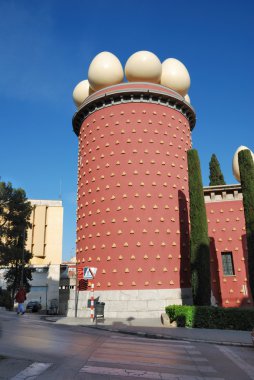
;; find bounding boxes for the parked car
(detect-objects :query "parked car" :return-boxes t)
[26,301,42,313]
[251,328,254,345]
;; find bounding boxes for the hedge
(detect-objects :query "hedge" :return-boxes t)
[165,305,254,331]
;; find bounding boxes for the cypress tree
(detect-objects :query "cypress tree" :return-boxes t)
[187,149,211,305]
[209,154,226,186]
[238,150,254,300]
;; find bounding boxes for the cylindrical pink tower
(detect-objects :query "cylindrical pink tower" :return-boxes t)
[73,83,196,317]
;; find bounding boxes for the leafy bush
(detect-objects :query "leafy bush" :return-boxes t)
[0,289,13,310]
[165,305,254,331]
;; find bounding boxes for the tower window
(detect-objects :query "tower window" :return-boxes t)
[221,252,235,276]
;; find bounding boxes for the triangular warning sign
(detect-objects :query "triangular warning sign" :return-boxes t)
[83,267,93,279]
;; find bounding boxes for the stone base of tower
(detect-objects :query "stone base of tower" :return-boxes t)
[67,288,193,319]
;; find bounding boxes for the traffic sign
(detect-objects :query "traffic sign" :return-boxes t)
[83,267,97,280]
[90,267,97,277]
[83,267,93,279]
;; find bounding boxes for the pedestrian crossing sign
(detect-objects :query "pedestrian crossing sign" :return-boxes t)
[83,267,97,279]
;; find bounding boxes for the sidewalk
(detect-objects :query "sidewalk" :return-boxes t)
[44,314,253,347]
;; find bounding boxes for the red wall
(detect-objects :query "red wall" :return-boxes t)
[206,200,252,307]
[76,98,192,291]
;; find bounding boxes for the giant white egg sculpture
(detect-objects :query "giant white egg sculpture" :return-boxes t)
[88,52,124,91]
[232,145,253,182]
[73,80,92,107]
[125,51,162,83]
[184,94,191,104]
[161,58,190,96]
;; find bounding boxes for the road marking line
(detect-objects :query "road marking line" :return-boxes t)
[108,342,194,349]
[191,357,209,362]
[10,362,52,379]
[88,356,216,373]
[101,343,195,355]
[110,335,192,345]
[94,348,207,362]
[104,339,195,350]
[80,365,224,379]
[188,350,201,354]
[217,346,254,380]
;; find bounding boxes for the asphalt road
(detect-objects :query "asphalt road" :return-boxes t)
[0,311,253,379]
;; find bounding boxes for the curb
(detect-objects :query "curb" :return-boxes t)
[88,324,253,348]
[43,316,253,348]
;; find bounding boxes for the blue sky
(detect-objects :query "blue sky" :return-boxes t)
[0,0,253,261]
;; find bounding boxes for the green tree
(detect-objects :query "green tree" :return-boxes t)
[187,149,211,305]
[0,182,33,304]
[209,154,226,186]
[238,150,254,300]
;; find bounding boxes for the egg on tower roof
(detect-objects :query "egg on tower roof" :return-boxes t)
[125,51,162,83]
[160,58,190,96]
[72,80,93,107]
[88,51,124,91]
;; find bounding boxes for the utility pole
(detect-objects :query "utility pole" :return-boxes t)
[75,259,78,318]
[20,228,25,287]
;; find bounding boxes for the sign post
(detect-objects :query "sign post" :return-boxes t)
[90,283,94,322]
[83,267,97,322]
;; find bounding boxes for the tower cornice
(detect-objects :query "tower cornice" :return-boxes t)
[72,82,196,136]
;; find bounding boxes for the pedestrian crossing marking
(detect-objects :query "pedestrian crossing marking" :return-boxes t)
[217,346,254,380]
[10,362,52,380]
[88,356,216,373]
[80,365,224,380]
[82,335,222,380]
